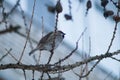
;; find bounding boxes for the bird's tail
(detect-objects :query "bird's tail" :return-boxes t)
[29,48,38,56]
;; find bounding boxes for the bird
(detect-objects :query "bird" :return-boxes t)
[29,30,65,56]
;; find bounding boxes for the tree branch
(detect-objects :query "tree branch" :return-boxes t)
[0,25,21,35]
[0,50,119,73]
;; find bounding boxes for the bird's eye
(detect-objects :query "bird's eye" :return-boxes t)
[62,34,64,37]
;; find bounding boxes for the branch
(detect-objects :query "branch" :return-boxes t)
[0,49,12,61]
[23,69,27,80]
[18,0,36,63]
[55,27,87,64]
[79,60,100,78]
[0,50,119,73]
[110,0,120,9]
[5,49,20,63]
[1,0,20,23]
[0,25,21,35]
[106,21,118,53]
[47,0,62,64]
[110,56,120,62]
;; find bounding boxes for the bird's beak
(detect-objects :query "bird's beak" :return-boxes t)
[63,32,65,35]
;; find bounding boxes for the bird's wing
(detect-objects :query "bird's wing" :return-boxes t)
[37,31,53,46]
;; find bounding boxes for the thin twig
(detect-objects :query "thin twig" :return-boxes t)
[104,71,112,80]
[85,8,120,79]
[47,52,54,64]
[106,9,119,62]
[0,48,12,61]
[19,4,34,50]
[58,59,62,79]
[68,0,72,16]
[72,64,88,78]
[33,55,38,64]
[107,5,119,53]
[37,52,41,65]
[110,56,120,62]
[79,60,101,78]
[23,69,27,80]
[8,0,20,15]
[55,27,87,64]
[85,63,89,80]
[68,0,73,20]
[37,16,44,64]
[110,0,120,9]
[47,72,52,79]
[0,25,21,35]
[89,37,91,55]
[41,16,44,36]
[18,0,36,64]
[47,5,59,64]
[5,48,20,63]
[53,50,120,73]
[15,30,38,44]
[32,70,35,80]
[18,4,28,27]
[106,21,118,53]
[29,38,34,50]
[0,49,119,72]
[40,72,44,80]
[72,61,89,79]
[80,64,88,77]
[5,0,20,20]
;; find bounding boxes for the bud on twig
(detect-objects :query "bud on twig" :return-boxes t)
[103,10,114,18]
[101,0,108,10]
[86,0,92,11]
[46,5,55,13]
[55,0,63,13]
[64,14,72,20]
[113,15,120,22]
[0,0,3,7]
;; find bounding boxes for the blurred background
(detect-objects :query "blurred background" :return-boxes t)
[0,0,120,80]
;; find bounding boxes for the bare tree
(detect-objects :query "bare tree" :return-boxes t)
[0,0,120,80]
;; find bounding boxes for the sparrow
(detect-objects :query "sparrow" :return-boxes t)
[29,30,65,56]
